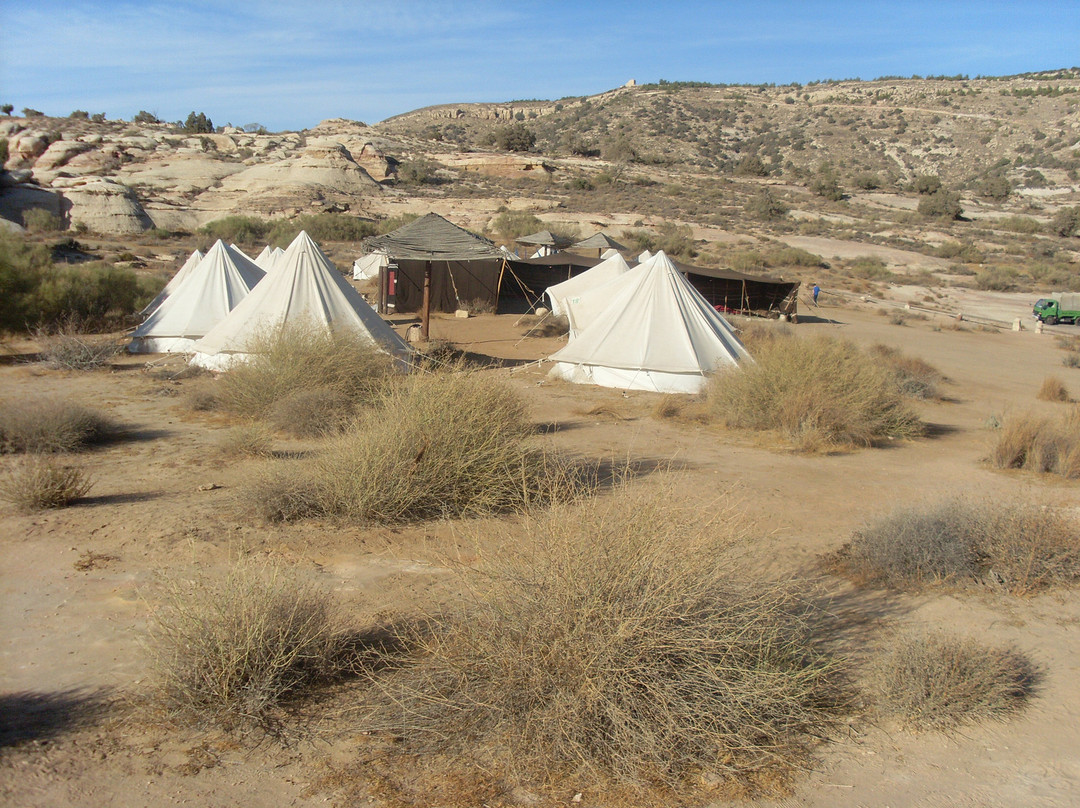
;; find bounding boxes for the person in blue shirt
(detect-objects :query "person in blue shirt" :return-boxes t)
[812,283,820,306]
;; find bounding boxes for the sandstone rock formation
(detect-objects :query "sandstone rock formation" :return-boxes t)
[51,177,154,234]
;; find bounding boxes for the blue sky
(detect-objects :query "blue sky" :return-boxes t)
[1,1,1077,131]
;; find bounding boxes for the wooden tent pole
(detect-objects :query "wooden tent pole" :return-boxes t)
[421,260,432,341]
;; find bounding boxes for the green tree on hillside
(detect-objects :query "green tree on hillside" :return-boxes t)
[183,111,214,134]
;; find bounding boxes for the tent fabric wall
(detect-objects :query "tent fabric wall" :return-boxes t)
[548,251,750,394]
[129,241,264,353]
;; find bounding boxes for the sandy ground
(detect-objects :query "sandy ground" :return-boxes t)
[2,301,1080,807]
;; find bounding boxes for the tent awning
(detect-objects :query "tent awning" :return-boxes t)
[363,212,503,261]
[571,232,628,252]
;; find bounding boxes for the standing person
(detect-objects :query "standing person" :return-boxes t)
[812,283,820,306]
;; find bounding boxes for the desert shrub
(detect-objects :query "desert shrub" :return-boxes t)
[707,335,923,451]
[867,631,1033,730]
[745,189,789,221]
[933,240,985,262]
[218,424,274,457]
[184,383,218,412]
[0,232,147,332]
[853,172,882,190]
[977,175,1012,201]
[0,397,117,453]
[38,331,120,370]
[1050,206,1080,237]
[266,213,377,246]
[144,558,349,730]
[359,488,849,793]
[990,409,1080,477]
[215,324,399,417]
[397,158,445,186]
[268,387,353,438]
[995,215,1042,234]
[253,370,591,523]
[489,210,543,241]
[1038,376,1070,402]
[974,265,1020,291]
[847,256,893,280]
[833,498,1080,594]
[912,174,943,195]
[869,344,943,399]
[491,123,535,152]
[808,167,843,200]
[199,216,271,245]
[918,190,963,220]
[23,208,62,233]
[376,213,420,235]
[0,457,92,511]
[620,222,697,260]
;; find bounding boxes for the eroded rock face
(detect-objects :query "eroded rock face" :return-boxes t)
[220,141,381,198]
[51,177,154,234]
[35,140,93,171]
[8,131,55,166]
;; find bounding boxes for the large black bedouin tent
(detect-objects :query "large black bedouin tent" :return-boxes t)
[671,259,800,317]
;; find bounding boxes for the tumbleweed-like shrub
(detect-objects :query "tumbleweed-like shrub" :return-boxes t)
[0,397,118,454]
[358,488,850,795]
[0,456,92,511]
[144,557,348,730]
[215,323,402,417]
[867,631,1034,730]
[706,334,923,451]
[253,370,593,523]
[832,498,1080,595]
[990,409,1080,478]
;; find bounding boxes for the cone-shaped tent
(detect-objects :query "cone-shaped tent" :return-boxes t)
[139,249,204,318]
[548,251,750,393]
[129,241,264,353]
[254,245,274,269]
[545,252,631,318]
[190,231,410,370]
[353,252,388,281]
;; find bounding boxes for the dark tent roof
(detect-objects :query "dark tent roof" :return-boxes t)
[515,230,574,249]
[571,232,628,252]
[669,258,788,285]
[514,253,603,271]
[364,212,502,261]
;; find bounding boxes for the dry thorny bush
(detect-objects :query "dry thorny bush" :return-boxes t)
[866,630,1035,731]
[990,408,1080,478]
[705,333,924,451]
[252,368,595,523]
[0,396,119,454]
[830,497,1080,595]
[143,556,353,733]
[0,456,93,511]
[353,485,851,800]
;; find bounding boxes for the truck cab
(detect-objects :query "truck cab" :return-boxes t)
[1034,295,1080,325]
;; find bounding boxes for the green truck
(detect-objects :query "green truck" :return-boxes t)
[1034,294,1080,325]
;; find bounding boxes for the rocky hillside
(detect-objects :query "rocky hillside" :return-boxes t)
[2,70,1080,239]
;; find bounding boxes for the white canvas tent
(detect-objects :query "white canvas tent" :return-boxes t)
[254,245,274,269]
[128,241,264,353]
[600,248,619,259]
[544,252,631,318]
[190,230,410,370]
[139,249,203,318]
[353,251,388,281]
[637,250,653,263]
[548,251,750,393]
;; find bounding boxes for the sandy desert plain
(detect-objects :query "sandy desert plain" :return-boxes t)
[1,291,1079,808]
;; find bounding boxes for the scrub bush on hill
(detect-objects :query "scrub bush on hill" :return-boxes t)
[356,488,850,797]
[199,216,272,245]
[706,334,924,451]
